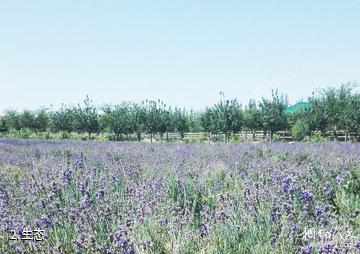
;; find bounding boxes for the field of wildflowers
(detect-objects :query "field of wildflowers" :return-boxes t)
[0,138,359,253]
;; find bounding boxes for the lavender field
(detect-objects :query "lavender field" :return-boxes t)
[0,139,359,254]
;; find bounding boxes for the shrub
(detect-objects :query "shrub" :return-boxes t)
[291,120,309,141]
[272,133,282,141]
[304,131,328,142]
[184,135,207,143]
[17,128,32,139]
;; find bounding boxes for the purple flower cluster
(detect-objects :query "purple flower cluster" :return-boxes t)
[0,139,359,253]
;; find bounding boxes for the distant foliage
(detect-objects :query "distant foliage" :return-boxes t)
[291,119,310,141]
[173,107,189,139]
[73,96,100,137]
[259,89,288,138]
[102,103,133,141]
[1,83,360,142]
[49,105,75,133]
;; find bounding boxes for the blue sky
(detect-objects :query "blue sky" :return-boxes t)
[1,1,359,112]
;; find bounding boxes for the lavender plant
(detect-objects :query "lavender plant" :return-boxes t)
[0,139,359,253]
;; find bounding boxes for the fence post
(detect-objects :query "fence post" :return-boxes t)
[345,131,348,142]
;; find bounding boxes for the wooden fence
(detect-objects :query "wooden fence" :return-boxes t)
[140,130,359,142]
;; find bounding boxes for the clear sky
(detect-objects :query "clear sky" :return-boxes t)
[1,1,359,112]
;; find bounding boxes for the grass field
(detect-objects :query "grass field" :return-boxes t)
[0,138,359,253]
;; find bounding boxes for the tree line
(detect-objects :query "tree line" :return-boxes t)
[1,84,360,141]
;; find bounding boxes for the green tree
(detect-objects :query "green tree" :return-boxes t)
[19,110,36,130]
[201,95,243,142]
[156,101,172,140]
[243,99,262,140]
[259,90,288,140]
[0,116,7,132]
[173,107,189,139]
[73,96,100,138]
[2,110,21,131]
[34,108,49,132]
[307,94,327,133]
[132,103,147,141]
[188,110,203,133]
[50,105,75,133]
[307,84,353,139]
[144,100,162,142]
[200,107,217,139]
[343,93,360,140]
[102,103,132,141]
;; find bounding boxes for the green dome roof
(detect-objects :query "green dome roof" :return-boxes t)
[285,102,309,113]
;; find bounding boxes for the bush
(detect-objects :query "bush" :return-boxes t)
[271,133,282,141]
[184,135,207,143]
[291,120,309,141]
[17,128,32,139]
[100,133,116,141]
[303,131,328,142]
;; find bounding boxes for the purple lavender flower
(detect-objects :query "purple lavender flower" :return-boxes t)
[315,205,322,218]
[318,242,336,254]
[62,168,72,186]
[323,204,331,213]
[301,190,315,202]
[34,218,41,228]
[41,214,52,228]
[354,240,360,250]
[16,225,23,236]
[217,210,229,221]
[289,224,297,238]
[96,187,105,199]
[271,235,277,246]
[76,179,88,195]
[336,175,344,185]
[15,246,22,253]
[299,245,313,254]
[114,229,128,248]
[81,193,91,208]
[161,218,168,226]
[0,187,9,214]
[271,207,280,221]
[200,223,209,238]
[73,233,86,253]
[281,176,292,193]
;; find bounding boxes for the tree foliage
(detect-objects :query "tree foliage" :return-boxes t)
[1,84,360,142]
[102,103,132,140]
[259,90,288,137]
[73,96,100,137]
